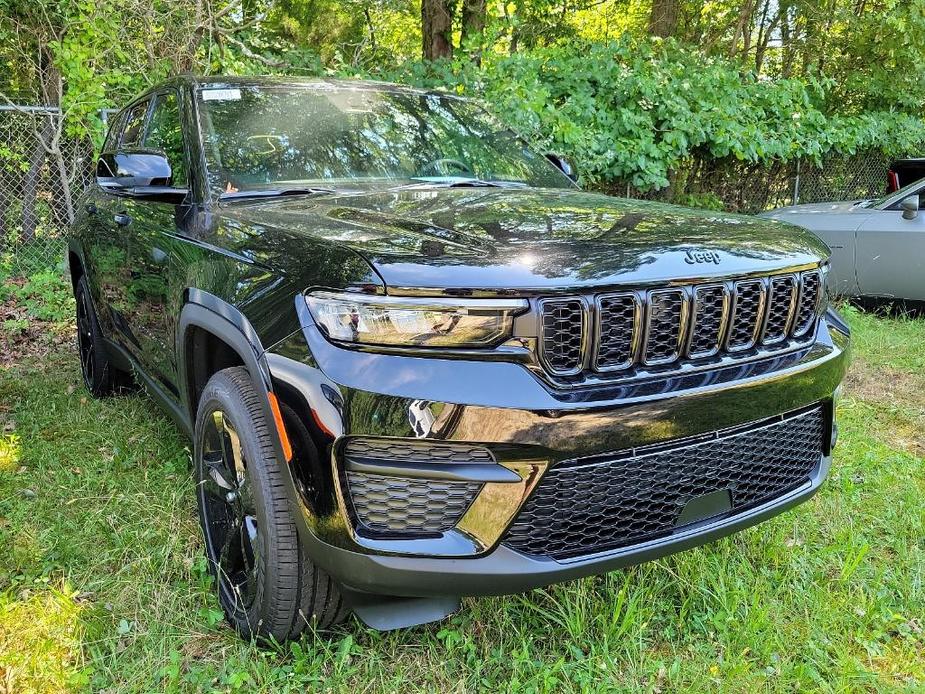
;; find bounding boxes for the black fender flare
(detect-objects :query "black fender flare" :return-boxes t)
[66,239,90,292]
[177,288,292,464]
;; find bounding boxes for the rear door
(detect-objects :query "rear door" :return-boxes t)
[856,192,925,300]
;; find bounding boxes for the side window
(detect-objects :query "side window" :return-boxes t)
[120,101,150,149]
[102,110,127,153]
[144,92,188,187]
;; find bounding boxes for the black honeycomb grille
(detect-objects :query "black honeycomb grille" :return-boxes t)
[596,294,637,369]
[644,290,684,364]
[346,472,481,534]
[688,285,726,357]
[793,271,821,337]
[764,276,796,343]
[727,280,764,350]
[540,299,584,374]
[504,406,825,559]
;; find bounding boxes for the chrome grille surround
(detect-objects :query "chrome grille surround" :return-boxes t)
[642,289,688,366]
[686,284,728,358]
[762,275,798,344]
[726,279,766,352]
[792,270,822,337]
[593,292,640,371]
[537,297,587,376]
[535,268,825,382]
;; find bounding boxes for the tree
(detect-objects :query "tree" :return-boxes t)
[421,0,454,60]
[648,0,681,37]
[461,0,487,62]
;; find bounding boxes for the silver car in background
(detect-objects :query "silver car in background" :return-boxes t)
[761,180,925,300]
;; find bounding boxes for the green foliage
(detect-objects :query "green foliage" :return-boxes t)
[11,270,74,322]
[4,0,925,195]
[372,38,925,190]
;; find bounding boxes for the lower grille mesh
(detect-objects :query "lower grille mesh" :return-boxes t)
[504,407,825,559]
[346,472,481,534]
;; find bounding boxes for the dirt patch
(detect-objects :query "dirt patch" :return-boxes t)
[844,357,925,456]
[844,357,925,411]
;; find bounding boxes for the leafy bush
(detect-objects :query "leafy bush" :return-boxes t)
[11,271,74,323]
[372,38,925,191]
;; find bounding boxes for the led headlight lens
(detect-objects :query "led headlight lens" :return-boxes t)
[305,291,527,348]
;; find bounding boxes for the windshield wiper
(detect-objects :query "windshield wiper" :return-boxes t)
[447,179,507,188]
[399,178,527,190]
[220,186,336,201]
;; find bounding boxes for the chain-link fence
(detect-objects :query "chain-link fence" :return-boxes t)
[619,148,908,214]
[0,105,101,273]
[0,102,920,274]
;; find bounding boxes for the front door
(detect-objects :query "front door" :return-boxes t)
[856,196,925,301]
[87,99,150,355]
[119,89,192,396]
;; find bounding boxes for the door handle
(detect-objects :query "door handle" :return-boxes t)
[114,213,132,227]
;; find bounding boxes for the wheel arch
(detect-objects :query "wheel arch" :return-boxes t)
[67,242,86,295]
[177,289,292,463]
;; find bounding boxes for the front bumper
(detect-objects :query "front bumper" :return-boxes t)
[265,308,850,598]
[303,453,830,597]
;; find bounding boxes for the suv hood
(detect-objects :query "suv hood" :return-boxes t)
[224,187,829,292]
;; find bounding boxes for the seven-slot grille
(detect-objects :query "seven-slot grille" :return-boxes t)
[503,406,826,560]
[537,269,822,379]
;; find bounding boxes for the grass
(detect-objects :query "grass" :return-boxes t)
[0,277,923,691]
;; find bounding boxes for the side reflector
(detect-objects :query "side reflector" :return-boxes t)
[267,391,293,462]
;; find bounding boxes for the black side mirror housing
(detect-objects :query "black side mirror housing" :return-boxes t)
[96,150,188,204]
[545,153,578,183]
[900,194,919,220]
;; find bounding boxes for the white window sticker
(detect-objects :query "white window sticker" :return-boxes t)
[202,88,242,101]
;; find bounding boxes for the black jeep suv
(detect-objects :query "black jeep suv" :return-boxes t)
[70,76,850,640]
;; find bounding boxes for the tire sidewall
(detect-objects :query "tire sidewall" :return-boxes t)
[194,375,280,636]
[75,276,111,396]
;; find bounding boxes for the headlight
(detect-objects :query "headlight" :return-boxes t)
[305,291,528,348]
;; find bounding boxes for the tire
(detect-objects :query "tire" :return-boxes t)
[194,367,348,641]
[74,275,132,397]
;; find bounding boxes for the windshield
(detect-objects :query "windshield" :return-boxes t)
[866,178,925,208]
[196,83,573,196]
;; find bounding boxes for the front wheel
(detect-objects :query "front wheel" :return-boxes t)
[194,367,348,641]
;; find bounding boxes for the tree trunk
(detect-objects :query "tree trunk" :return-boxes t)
[421,0,454,60]
[0,170,11,241]
[460,0,486,63]
[648,0,680,38]
[20,116,52,244]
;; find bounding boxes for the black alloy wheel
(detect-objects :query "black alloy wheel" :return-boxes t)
[198,408,261,613]
[194,367,348,641]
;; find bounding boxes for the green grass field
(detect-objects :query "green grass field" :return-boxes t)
[0,278,923,692]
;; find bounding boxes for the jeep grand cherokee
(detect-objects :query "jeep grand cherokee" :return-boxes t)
[69,76,851,640]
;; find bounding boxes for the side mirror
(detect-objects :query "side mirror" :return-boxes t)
[900,194,919,220]
[96,150,188,204]
[545,153,578,183]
